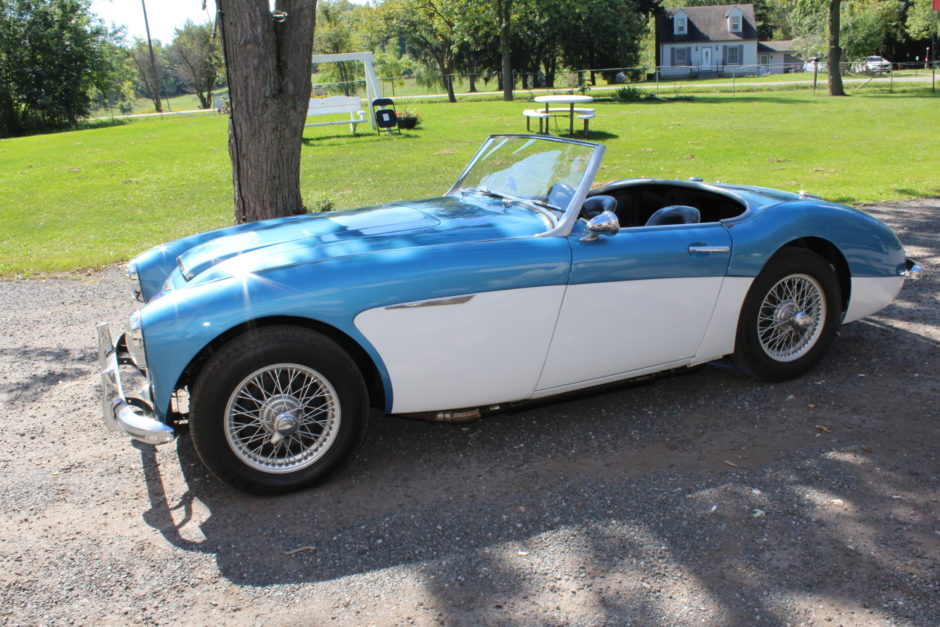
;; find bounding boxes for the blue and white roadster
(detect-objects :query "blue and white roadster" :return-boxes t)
[97,134,920,493]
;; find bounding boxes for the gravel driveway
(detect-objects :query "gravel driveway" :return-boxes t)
[1,199,937,626]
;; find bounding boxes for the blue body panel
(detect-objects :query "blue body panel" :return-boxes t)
[723,200,905,278]
[131,180,907,422]
[141,234,571,417]
[567,221,732,282]
[133,195,551,301]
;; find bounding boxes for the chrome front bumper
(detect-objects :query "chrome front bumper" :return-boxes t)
[96,323,176,445]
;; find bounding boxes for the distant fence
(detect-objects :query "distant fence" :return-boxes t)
[310,60,937,101]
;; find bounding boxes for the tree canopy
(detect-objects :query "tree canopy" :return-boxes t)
[0,0,118,137]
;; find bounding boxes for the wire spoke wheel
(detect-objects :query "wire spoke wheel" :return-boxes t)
[223,363,341,474]
[756,273,826,362]
[733,249,841,382]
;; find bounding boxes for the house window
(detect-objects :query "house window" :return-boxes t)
[673,47,690,66]
[726,46,741,65]
[674,14,687,35]
[728,14,742,33]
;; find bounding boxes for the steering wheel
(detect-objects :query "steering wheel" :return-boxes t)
[547,182,575,210]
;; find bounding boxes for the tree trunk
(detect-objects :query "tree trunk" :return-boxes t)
[218,0,316,223]
[497,0,513,101]
[827,0,846,96]
[437,58,456,102]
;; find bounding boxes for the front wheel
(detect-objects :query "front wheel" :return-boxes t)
[733,249,842,382]
[189,326,369,494]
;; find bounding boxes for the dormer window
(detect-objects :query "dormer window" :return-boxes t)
[674,11,687,35]
[727,8,742,33]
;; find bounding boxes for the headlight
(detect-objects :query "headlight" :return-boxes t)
[127,262,143,302]
[127,311,147,370]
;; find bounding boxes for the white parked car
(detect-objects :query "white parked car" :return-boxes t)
[858,56,892,73]
[803,57,826,73]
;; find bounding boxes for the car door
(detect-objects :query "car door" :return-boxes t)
[535,220,731,392]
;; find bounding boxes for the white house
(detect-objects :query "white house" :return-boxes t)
[757,40,801,74]
[657,4,762,78]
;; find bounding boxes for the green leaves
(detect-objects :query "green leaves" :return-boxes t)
[0,0,116,137]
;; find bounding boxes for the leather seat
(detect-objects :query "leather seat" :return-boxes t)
[645,205,701,226]
[581,195,617,219]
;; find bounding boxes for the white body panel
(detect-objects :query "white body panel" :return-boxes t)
[843,276,904,323]
[536,277,724,390]
[692,276,753,363]
[354,286,566,414]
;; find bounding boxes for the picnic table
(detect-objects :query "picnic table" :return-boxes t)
[529,94,595,135]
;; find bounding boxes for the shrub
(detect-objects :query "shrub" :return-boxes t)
[614,86,658,102]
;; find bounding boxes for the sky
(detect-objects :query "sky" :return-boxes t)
[90,1,370,45]
[90,0,218,44]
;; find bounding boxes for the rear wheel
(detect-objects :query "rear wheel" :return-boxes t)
[733,249,842,381]
[189,326,368,494]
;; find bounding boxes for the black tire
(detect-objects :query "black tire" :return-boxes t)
[732,248,842,382]
[189,325,369,494]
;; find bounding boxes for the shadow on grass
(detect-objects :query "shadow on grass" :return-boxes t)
[302,130,422,146]
[653,94,813,105]
[75,118,129,131]
[557,130,619,141]
[895,187,940,198]
[3,118,129,139]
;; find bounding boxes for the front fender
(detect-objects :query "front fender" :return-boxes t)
[139,236,572,419]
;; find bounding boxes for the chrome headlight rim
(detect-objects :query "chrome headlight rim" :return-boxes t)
[127,310,147,371]
[127,262,143,302]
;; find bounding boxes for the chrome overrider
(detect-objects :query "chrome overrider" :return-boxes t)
[96,323,176,445]
[902,259,923,280]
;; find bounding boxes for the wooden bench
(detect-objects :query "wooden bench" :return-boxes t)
[305,96,366,133]
[524,107,596,135]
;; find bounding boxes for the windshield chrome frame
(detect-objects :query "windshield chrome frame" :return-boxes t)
[446,134,605,238]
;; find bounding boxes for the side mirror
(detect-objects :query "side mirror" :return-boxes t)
[581,210,620,242]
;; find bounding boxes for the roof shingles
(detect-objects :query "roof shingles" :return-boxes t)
[659,4,758,44]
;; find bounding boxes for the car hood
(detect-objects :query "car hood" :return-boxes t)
[172,195,550,287]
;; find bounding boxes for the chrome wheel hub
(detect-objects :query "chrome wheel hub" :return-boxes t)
[260,396,301,443]
[223,364,341,474]
[757,273,826,362]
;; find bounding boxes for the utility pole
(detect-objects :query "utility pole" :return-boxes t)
[141,0,163,113]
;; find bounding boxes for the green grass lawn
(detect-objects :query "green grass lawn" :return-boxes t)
[1,89,938,277]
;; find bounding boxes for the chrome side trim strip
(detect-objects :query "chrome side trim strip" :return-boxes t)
[385,295,475,310]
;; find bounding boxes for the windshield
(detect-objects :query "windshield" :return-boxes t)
[448,136,600,221]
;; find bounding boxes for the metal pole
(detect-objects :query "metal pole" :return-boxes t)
[933,23,937,93]
[141,0,162,114]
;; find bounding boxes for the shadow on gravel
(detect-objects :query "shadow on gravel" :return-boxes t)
[0,347,90,403]
[132,201,938,623]
[135,328,939,624]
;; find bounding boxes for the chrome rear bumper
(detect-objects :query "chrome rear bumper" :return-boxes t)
[903,258,922,280]
[96,323,176,445]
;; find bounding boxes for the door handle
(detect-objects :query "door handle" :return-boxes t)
[688,245,730,254]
